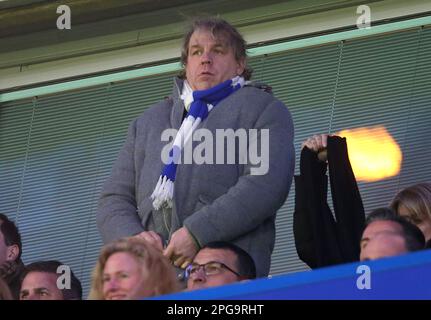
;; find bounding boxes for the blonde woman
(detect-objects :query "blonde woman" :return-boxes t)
[391,182,431,248]
[89,237,179,300]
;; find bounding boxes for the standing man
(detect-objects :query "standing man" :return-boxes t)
[97,17,295,277]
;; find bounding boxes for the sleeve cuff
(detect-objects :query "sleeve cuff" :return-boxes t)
[184,225,202,250]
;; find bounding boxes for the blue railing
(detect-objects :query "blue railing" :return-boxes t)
[154,249,431,300]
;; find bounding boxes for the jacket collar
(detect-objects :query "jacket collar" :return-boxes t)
[170,77,186,130]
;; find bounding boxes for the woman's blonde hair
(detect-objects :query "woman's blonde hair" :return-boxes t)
[390,182,431,225]
[88,237,179,299]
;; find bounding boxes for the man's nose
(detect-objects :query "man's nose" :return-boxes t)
[192,268,207,283]
[200,50,212,64]
[27,293,40,300]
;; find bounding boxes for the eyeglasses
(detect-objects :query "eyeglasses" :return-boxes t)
[185,261,241,278]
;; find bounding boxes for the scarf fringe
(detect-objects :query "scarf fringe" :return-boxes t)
[151,175,174,210]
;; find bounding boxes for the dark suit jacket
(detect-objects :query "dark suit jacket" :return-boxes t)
[293,136,365,268]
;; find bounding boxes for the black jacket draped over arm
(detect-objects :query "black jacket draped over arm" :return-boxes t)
[293,136,365,268]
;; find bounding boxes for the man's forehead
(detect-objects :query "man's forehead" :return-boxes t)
[364,233,407,253]
[21,285,50,291]
[188,30,229,47]
[194,248,236,263]
[363,220,403,237]
[24,271,58,285]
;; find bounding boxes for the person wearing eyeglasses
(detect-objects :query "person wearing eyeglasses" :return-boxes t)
[186,241,256,291]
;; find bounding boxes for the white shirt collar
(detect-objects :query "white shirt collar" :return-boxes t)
[180,80,194,112]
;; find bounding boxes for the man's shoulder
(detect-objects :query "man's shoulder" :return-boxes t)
[245,81,274,95]
[134,96,174,123]
[237,82,279,102]
[234,82,287,110]
[233,82,292,127]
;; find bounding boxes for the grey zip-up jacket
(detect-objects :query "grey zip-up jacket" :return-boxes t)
[97,77,295,277]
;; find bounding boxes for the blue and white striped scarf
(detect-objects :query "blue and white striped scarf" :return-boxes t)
[151,76,245,210]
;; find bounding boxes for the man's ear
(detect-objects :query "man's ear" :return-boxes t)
[6,244,19,261]
[236,58,246,76]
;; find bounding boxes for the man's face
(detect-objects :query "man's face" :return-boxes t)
[20,272,64,300]
[360,232,408,261]
[0,231,9,265]
[0,228,17,265]
[102,252,152,300]
[185,29,245,91]
[360,220,408,261]
[187,248,240,291]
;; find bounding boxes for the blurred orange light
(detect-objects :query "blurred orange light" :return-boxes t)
[337,126,402,182]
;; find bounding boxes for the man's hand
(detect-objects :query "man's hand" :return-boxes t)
[163,227,199,269]
[134,231,164,252]
[301,134,328,152]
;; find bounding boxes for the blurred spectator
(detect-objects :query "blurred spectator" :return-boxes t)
[360,208,425,261]
[0,213,25,299]
[0,278,13,300]
[89,237,179,300]
[294,135,365,268]
[360,233,408,261]
[186,241,256,291]
[20,260,82,300]
[390,182,431,248]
